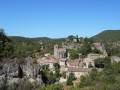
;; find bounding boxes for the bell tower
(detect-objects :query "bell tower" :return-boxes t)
[54,44,58,59]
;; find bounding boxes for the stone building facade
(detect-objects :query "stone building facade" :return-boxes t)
[67,67,92,78]
[54,44,68,59]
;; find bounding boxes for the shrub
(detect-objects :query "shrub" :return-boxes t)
[37,83,64,90]
[66,77,73,86]
[62,71,66,79]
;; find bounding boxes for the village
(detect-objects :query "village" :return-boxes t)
[35,37,108,83]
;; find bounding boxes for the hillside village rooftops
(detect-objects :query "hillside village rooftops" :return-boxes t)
[84,58,93,63]
[67,60,80,66]
[59,59,67,62]
[34,53,40,55]
[59,48,66,51]
[37,57,58,64]
[68,67,92,72]
[88,53,100,56]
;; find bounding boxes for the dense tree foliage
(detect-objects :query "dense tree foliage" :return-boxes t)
[0,30,14,61]
[62,71,66,79]
[41,63,60,84]
[37,83,63,90]
[66,71,75,86]
[68,35,75,41]
[93,30,120,42]
[69,50,79,59]
[93,30,120,56]
[88,63,93,68]
[8,36,65,59]
[75,60,120,90]
[94,57,111,68]
[53,63,60,69]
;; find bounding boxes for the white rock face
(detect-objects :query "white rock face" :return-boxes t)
[111,56,120,62]
[59,77,67,83]
[0,57,43,86]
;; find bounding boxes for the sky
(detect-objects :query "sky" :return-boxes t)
[0,0,120,38]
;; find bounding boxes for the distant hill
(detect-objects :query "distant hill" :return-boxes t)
[8,36,66,45]
[92,30,120,42]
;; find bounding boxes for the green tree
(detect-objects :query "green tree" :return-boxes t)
[76,34,79,43]
[37,83,63,90]
[69,71,75,80]
[41,64,49,70]
[62,71,66,79]
[33,58,37,64]
[68,35,75,41]
[55,69,60,78]
[88,63,93,68]
[66,77,73,86]
[53,63,60,69]
[69,50,79,59]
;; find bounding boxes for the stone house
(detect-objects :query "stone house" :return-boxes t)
[67,67,92,78]
[83,54,101,68]
[58,58,92,79]
[59,59,84,73]
[87,54,100,61]
[59,59,68,72]
[37,57,58,71]
[66,60,81,67]
[83,53,106,68]
[83,58,94,68]
[59,59,67,67]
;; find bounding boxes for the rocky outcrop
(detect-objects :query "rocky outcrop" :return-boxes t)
[0,57,43,87]
[111,56,120,62]
[93,42,108,56]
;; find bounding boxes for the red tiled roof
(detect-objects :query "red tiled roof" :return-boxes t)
[37,58,58,64]
[34,53,40,55]
[68,67,92,72]
[59,59,67,62]
[67,60,80,66]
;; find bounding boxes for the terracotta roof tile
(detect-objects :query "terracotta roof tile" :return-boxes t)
[68,67,92,72]
[67,60,80,66]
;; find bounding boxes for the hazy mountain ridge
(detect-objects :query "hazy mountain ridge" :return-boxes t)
[8,36,66,44]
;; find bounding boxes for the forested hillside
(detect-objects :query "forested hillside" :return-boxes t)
[92,30,120,42]
[92,30,120,57]
[7,36,66,59]
[8,36,66,45]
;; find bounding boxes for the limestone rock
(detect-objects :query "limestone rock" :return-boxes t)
[0,57,43,87]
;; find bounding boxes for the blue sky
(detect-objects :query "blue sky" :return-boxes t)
[0,0,120,38]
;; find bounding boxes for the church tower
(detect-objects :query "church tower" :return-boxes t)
[54,44,58,59]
